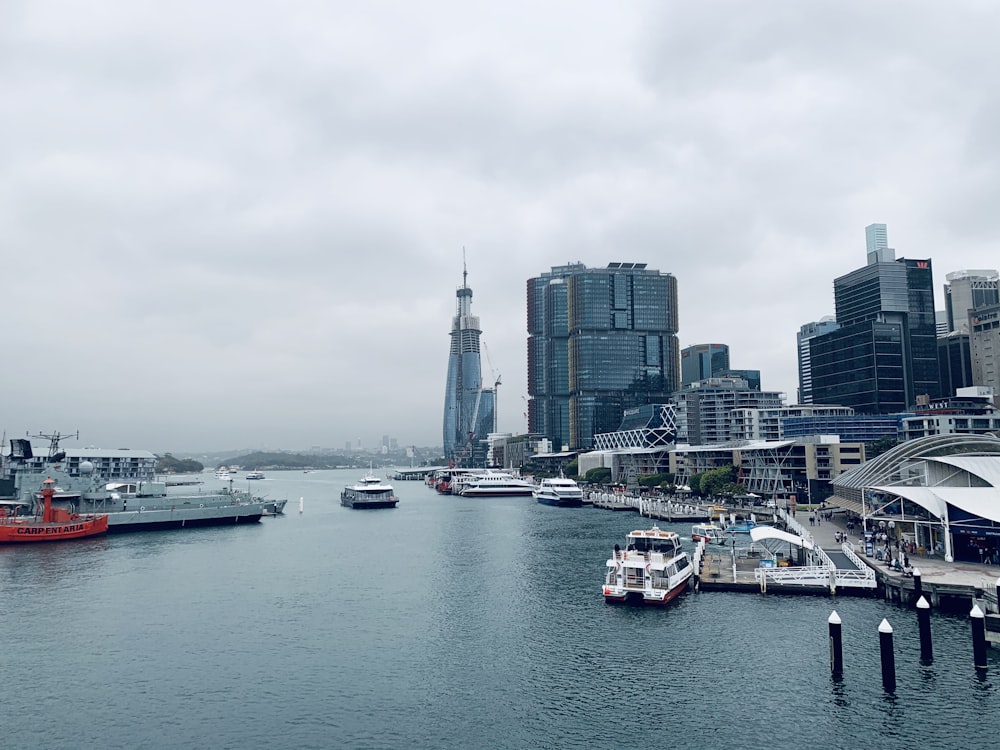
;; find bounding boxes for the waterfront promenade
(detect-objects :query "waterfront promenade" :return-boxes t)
[808,508,1000,609]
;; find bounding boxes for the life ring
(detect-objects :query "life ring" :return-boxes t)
[139,506,145,512]
[645,564,651,574]
[200,503,205,508]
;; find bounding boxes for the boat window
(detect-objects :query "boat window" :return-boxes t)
[676,556,690,571]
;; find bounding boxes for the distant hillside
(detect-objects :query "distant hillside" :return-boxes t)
[156,454,205,474]
[226,452,352,470]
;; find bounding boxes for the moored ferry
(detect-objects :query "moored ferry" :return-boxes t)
[533,475,584,507]
[602,526,693,606]
[458,470,535,497]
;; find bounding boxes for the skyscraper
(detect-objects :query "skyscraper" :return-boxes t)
[797,317,839,404]
[680,343,730,386]
[527,262,679,450]
[944,269,999,333]
[806,225,940,413]
[442,262,495,467]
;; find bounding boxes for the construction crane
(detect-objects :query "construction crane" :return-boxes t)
[482,340,500,433]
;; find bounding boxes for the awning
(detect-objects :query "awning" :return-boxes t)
[827,495,863,515]
[750,526,815,550]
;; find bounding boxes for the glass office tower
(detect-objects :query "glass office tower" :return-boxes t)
[527,262,680,450]
[680,343,730,386]
[809,228,940,413]
[443,264,495,467]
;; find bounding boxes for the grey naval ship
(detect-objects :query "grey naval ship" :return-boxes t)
[5,435,280,532]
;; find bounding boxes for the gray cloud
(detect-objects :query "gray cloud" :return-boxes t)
[2,1,998,453]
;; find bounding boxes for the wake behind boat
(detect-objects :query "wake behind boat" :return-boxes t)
[341,470,398,509]
[603,526,693,606]
[533,475,584,507]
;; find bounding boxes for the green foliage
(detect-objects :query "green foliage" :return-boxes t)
[638,473,674,488]
[585,467,612,484]
[565,459,579,478]
[156,453,204,474]
[693,465,738,497]
[688,472,705,496]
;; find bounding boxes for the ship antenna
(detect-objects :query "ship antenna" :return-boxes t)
[462,246,468,289]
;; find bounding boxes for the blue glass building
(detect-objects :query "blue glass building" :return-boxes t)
[808,226,940,413]
[527,262,679,450]
[442,264,495,467]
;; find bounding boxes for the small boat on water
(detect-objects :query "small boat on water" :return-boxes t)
[341,470,398,509]
[533,475,584,507]
[603,525,693,606]
[245,470,265,480]
[0,477,108,543]
[724,518,758,535]
[691,522,726,544]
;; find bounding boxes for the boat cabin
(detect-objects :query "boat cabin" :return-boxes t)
[624,527,681,556]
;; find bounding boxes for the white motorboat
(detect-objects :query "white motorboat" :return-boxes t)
[603,526,693,606]
[691,522,726,544]
[533,475,584,507]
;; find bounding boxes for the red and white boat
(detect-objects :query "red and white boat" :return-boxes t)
[691,522,726,544]
[602,526,693,606]
[0,477,108,543]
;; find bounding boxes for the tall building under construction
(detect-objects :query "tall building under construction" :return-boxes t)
[442,262,496,467]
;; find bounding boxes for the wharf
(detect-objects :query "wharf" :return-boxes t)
[694,506,1000,617]
[588,491,711,521]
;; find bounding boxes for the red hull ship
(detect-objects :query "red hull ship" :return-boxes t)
[0,477,108,543]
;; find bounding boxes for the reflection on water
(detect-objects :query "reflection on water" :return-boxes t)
[2,468,998,749]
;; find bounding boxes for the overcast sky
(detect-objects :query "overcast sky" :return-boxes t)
[3,1,999,454]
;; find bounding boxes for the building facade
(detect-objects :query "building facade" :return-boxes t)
[797,317,839,404]
[807,225,940,413]
[442,263,496,467]
[672,377,785,445]
[680,343,730,387]
[970,302,1000,395]
[944,269,999,334]
[527,262,680,450]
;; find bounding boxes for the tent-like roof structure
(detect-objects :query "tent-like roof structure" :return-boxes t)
[832,434,1000,525]
[750,526,815,550]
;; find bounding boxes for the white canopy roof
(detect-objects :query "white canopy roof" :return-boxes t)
[872,485,1000,524]
[749,526,815,550]
[927,455,1000,487]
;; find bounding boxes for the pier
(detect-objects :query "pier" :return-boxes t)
[589,491,1000,614]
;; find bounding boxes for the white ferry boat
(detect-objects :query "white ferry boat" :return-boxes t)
[691,522,726,544]
[458,470,535,497]
[215,467,231,480]
[245,470,265,480]
[341,470,398,509]
[533,475,584,507]
[602,526,693,606]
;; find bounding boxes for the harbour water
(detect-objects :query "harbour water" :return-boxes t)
[3,469,999,749]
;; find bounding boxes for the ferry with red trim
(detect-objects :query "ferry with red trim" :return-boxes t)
[0,477,108,543]
[602,526,693,606]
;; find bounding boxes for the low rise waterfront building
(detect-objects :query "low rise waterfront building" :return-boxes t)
[830,433,1000,564]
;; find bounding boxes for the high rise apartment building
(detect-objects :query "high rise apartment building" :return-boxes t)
[970,303,1000,395]
[805,224,940,413]
[442,263,495,467]
[527,262,679,450]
